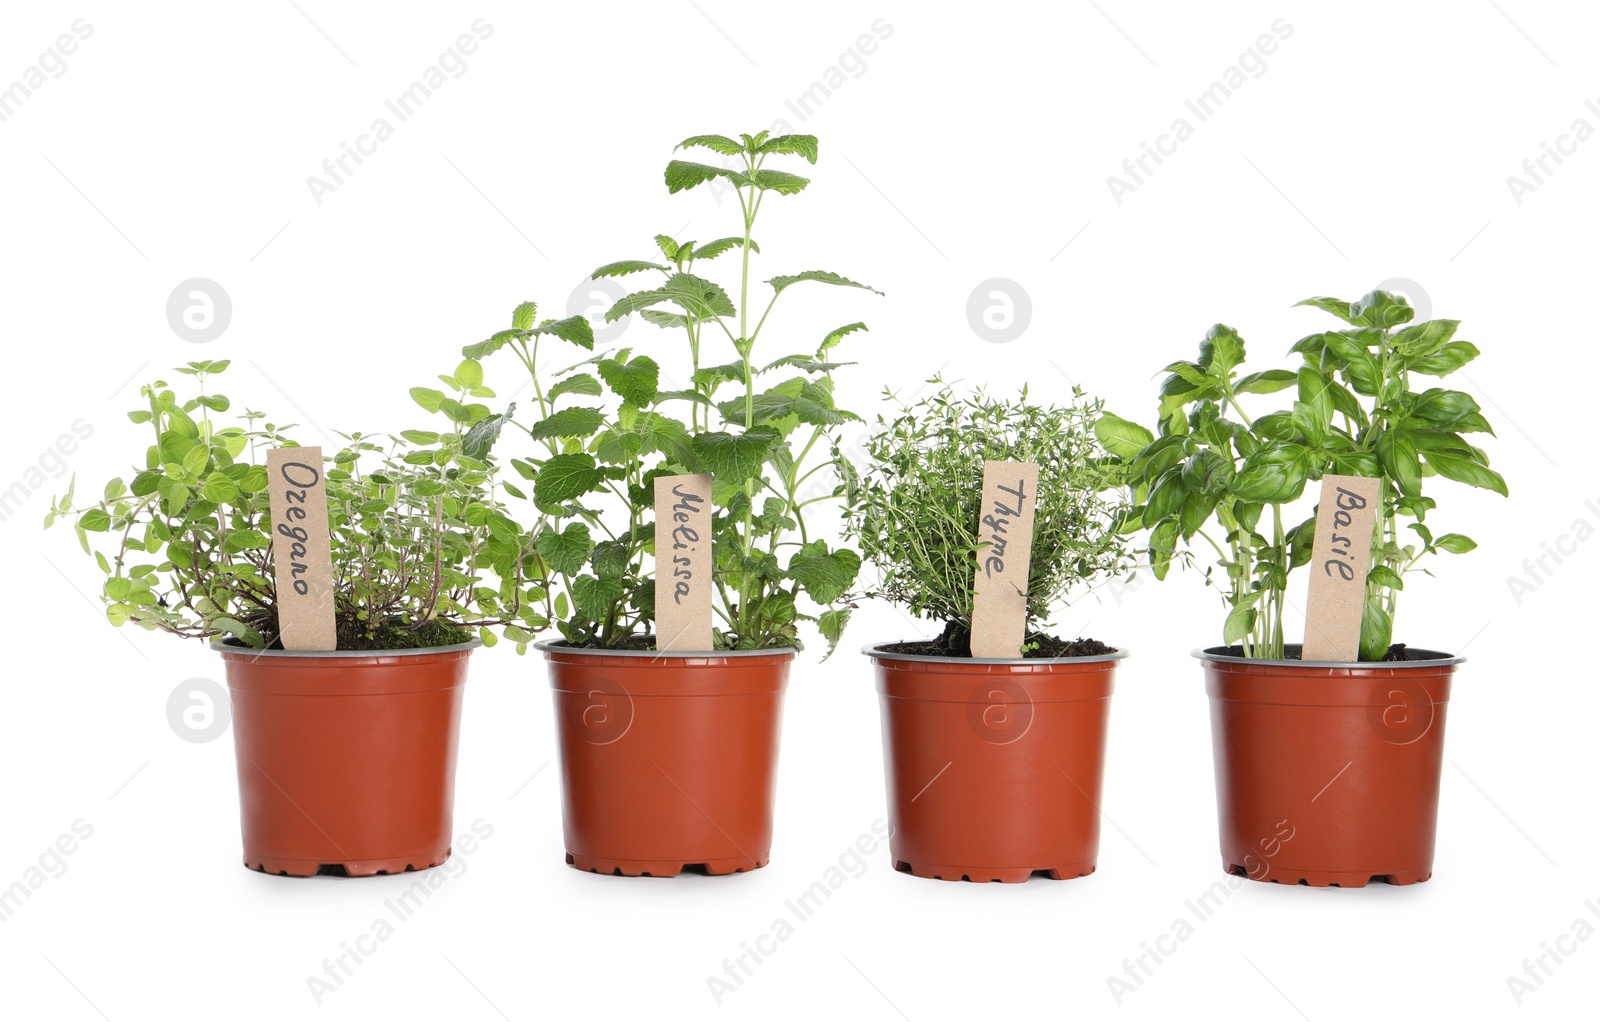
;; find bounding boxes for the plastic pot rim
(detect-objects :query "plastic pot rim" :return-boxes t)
[862,640,1129,666]
[1192,643,1463,669]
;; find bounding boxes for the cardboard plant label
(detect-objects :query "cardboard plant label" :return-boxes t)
[1301,474,1382,662]
[970,460,1040,659]
[266,447,337,651]
[654,473,714,652]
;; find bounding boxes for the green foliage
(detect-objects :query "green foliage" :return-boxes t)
[843,380,1133,638]
[47,361,539,650]
[450,131,877,654]
[1102,290,1506,660]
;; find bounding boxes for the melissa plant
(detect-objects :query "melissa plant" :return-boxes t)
[1097,289,1506,660]
[843,380,1132,655]
[47,360,535,650]
[441,131,877,653]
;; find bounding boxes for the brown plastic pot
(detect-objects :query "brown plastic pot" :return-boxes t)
[538,640,792,877]
[866,642,1125,883]
[1199,644,1461,888]
[215,639,476,877]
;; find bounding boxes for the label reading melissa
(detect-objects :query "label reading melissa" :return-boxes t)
[970,460,1040,659]
[266,447,336,650]
[654,472,713,652]
[1301,474,1381,662]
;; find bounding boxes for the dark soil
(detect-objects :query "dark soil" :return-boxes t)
[884,621,1114,659]
[251,613,472,651]
[1220,642,1418,662]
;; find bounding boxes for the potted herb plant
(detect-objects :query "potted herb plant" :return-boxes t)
[1098,290,1506,886]
[451,131,876,876]
[843,381,1133,882]
[48,360,535,876]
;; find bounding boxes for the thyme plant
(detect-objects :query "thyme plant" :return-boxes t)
[843,380,1133,651]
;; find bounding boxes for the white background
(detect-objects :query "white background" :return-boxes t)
[1,1,1595,1019]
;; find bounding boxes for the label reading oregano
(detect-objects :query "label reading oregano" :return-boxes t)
[266,447,336,650]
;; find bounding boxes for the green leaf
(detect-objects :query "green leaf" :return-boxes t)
[549,374,603,402]
[756,134,818,163]
[1149,519,1179,580]
[767,271,882,296]
[817,606,851,658]
[1295,296,1358,324]
[598,356,660,407]
[1378,431,1423,498]
[536,522,594,575]
[786,543,861,604]
[1434,533,1477,554]
[664,160,747,194]
[1359,601,1393,661]
[1181,450,1234,494]
[1095,412,1155,460]
[181,444,211,478]
[1421,448,1509,496]
[1223,602,1256,645]
[1233,447,1310,503]
[528,407,605,441]
[748,168,810,194]
[571,574,623,621]
[818,321,867,353]
[1410,388,1481,428]
[532,314,596,351]
[1351,290,1414,328]
[1198,324,1245,375]
[80,509,112,532]
[534,453,604,504]
[677,134,745,156]
[1392,319,1459,360]
[592,259,669,278]
[511,301,539,330]
[1367,565,1405,590]
[606,272,737,323]
[201,473,239,505]
[1234,369,1298,395]
[1410,341,1480,377]
[454,358,484,390]
[692,237,759,262]
[691,428,778,483]
[411,387,445,413]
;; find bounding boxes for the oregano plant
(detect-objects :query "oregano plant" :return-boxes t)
[46,361,536,650]
[437,131,878,653]
[1098,289,1506,660]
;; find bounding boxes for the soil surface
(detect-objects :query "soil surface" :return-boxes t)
[252,614,471,651]
[884,621,1114,659]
